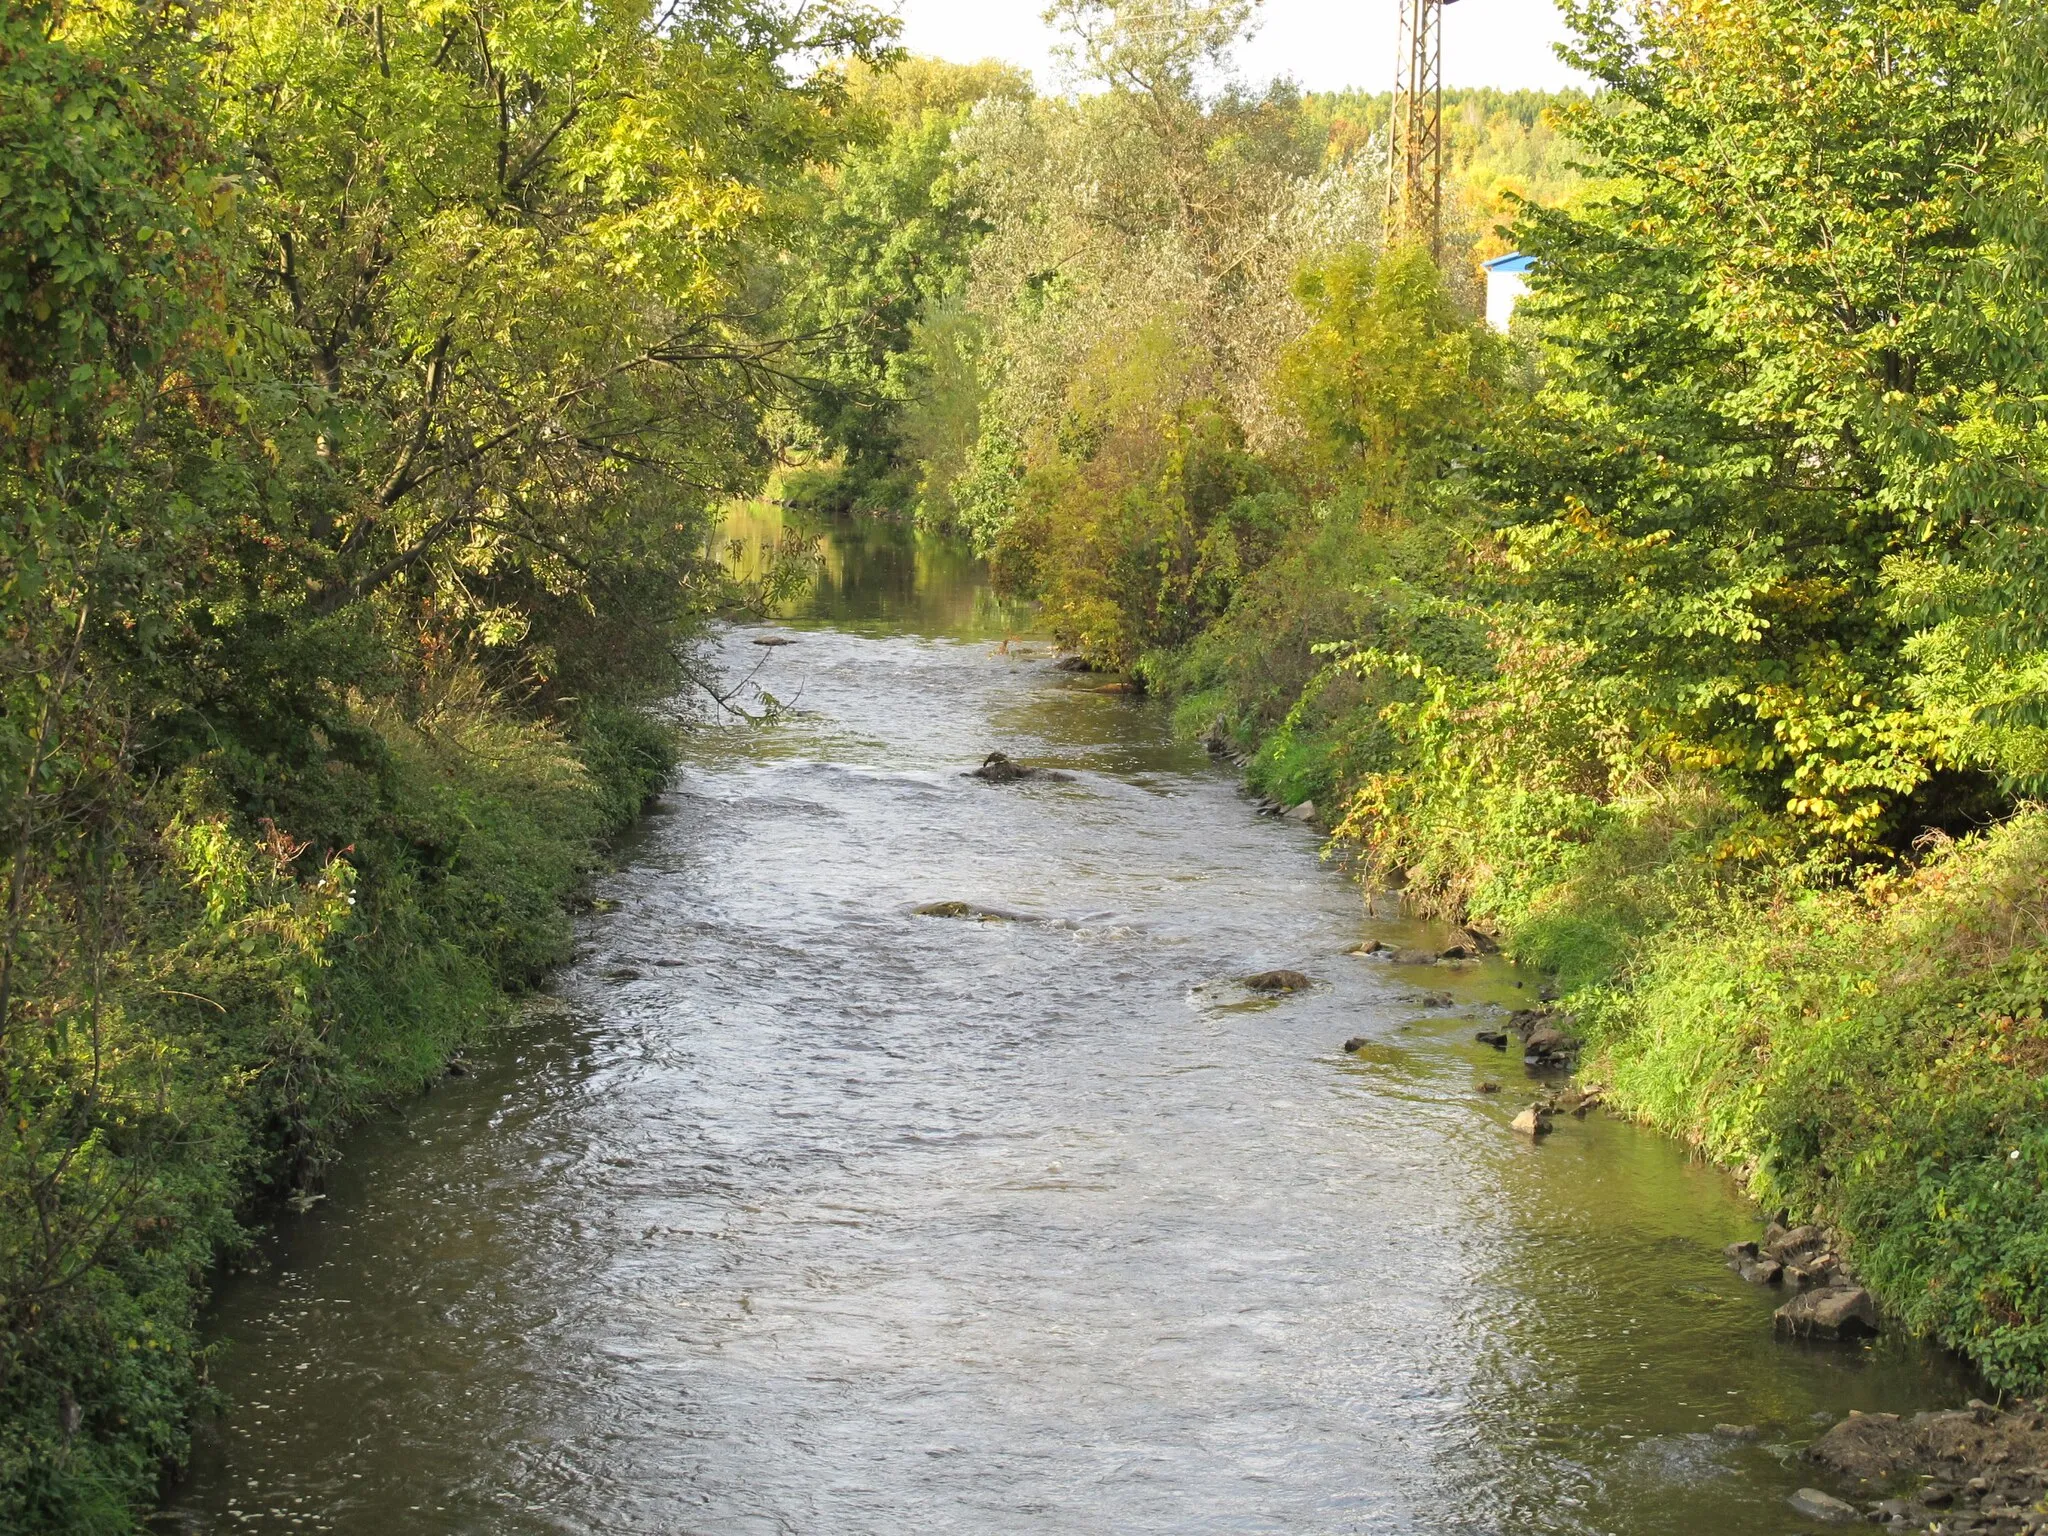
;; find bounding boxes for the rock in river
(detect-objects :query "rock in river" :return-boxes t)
[966,751,1074,784]
[1765,1222,1826,1263]
[1773,1285,1879,1340]
[1725,1244,1784,1287]
[1510,1104,1553,1138]
[1788,1487,1861,1523]
[913,902,1025,921]
[1521,1023,1577,1066]
[1244,969,1312,993]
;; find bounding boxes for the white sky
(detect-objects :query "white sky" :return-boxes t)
[888,0,1590,94]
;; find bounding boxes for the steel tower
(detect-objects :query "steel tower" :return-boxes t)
[1384,0,1459,257]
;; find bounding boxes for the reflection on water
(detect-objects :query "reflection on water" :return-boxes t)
[721,501,1034,639]
[170,518,1973,1534]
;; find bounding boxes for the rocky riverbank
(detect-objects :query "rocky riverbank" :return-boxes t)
[1802,1401,2048,1531]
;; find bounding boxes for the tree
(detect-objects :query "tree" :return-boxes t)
[773,58,1027,512]
[0,3,256,1521]
[208,0,891,650]
[1490,0,2011,850]
[944,0,1346,561]
[1880,9,2048,790]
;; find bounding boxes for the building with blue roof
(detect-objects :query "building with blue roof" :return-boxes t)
[1483,252,1536,334]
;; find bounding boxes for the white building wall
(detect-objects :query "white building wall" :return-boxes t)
[1486,269,1530,334]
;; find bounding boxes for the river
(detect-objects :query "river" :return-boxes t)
[171,508,1973,1535]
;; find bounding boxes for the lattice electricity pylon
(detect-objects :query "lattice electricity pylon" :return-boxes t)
[1383,0,1460,258]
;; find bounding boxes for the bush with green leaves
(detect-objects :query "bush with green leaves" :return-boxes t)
[0,0,888,1525]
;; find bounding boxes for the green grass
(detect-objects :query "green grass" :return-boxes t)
[1575,809,2048,1390]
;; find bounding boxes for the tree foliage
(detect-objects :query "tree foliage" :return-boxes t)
[0,0,887,1524]
[772,57,1027,510]
[1492,0,2013,849]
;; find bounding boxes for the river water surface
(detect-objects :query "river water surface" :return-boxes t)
[174,511,1973,1535]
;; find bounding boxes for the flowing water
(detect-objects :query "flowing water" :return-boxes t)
[172,509,1974,1535]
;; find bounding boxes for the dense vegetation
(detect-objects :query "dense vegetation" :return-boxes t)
[0,0,890,1525]
[791,0,2048,1395]
[14,0,2048,1523]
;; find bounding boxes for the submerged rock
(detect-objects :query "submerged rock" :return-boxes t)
[1773,1285,1879,1340]
[966,751,1075,783]
[1477,1080,1501,1094]
[1808,1402,2048,1490]
[1342,1036,1370,1053]
[913,901,1029,922]
[1788,1488,1860,1523]
[1388,948,1439,966]
[1554,1084,1604,1116]
[1244,969,1312,993]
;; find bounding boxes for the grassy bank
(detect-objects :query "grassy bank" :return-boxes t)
[1577,812,2048,1392]
[1175,622,2048,1393]
[0,692,674,1534]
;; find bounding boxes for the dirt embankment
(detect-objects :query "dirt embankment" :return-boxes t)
[1808,1401,2048,1531]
